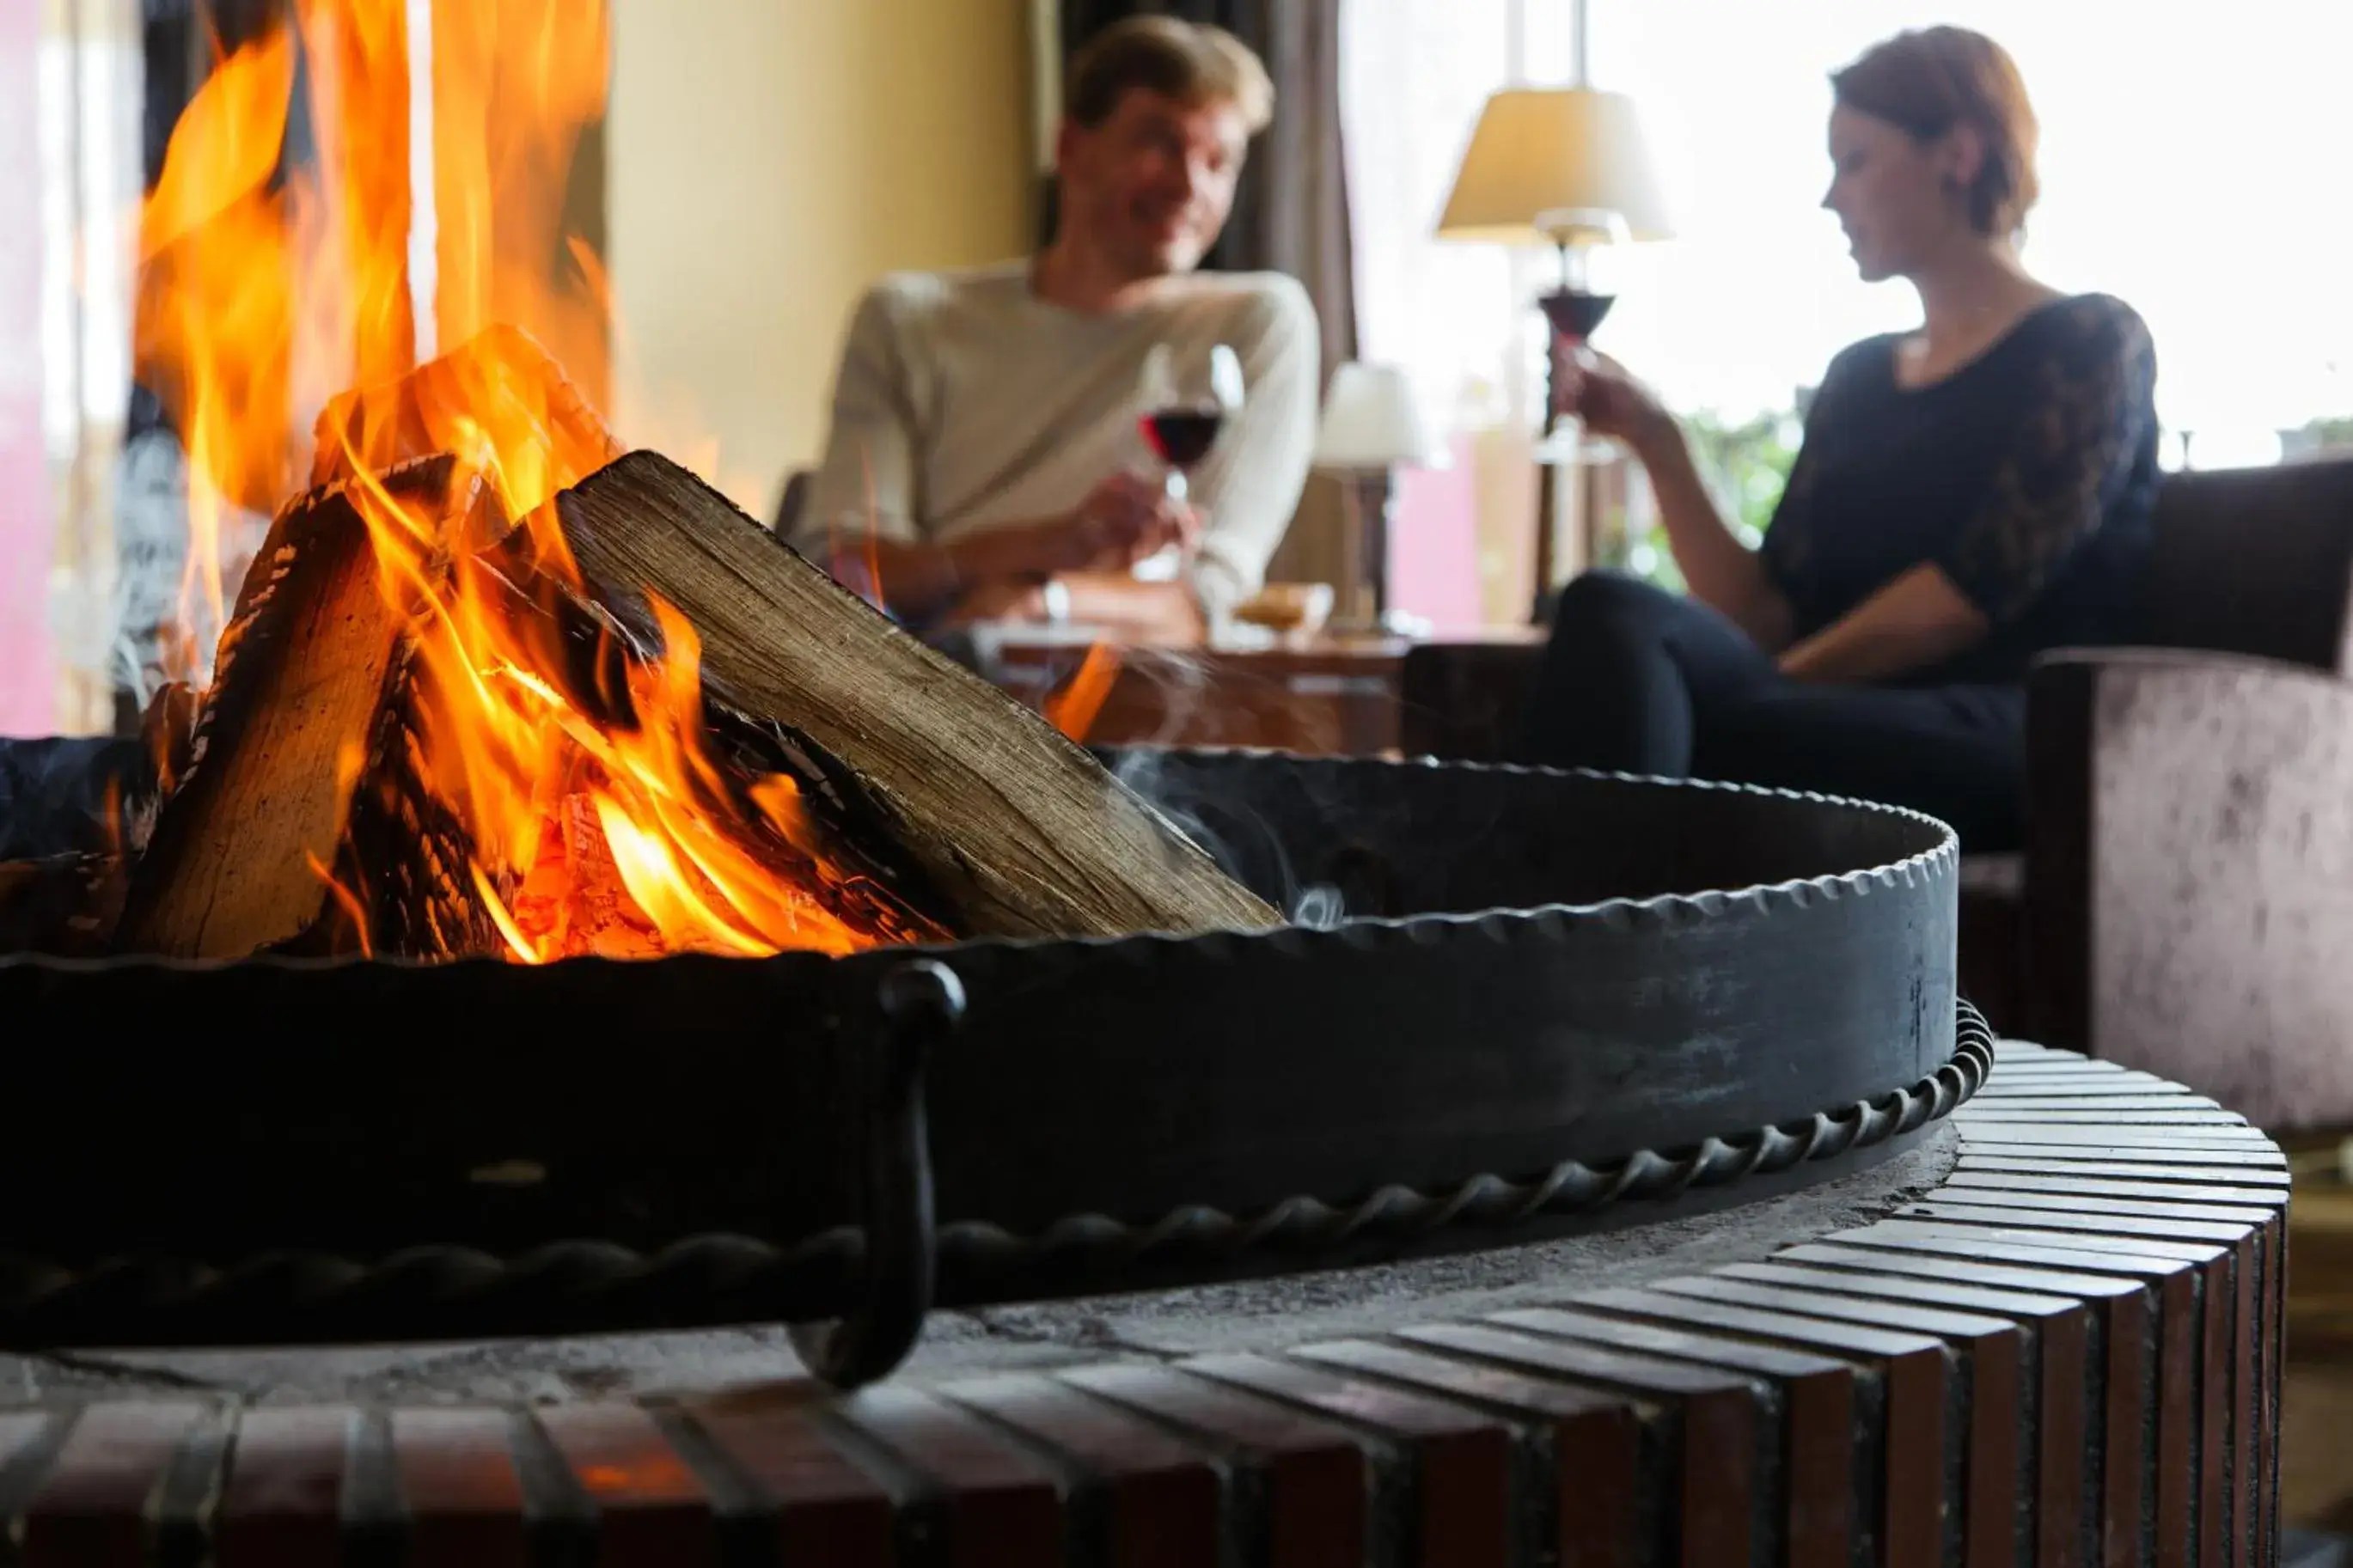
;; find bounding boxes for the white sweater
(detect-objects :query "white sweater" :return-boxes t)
[794,260,1321,618]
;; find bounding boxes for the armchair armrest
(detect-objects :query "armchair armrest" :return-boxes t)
[1397,635,1546,762]
[2024,645,2353,1129]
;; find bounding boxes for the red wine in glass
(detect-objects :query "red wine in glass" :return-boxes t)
[1537,288,1622,464]
[1140,407,1225,470]
[1137,341,1245,506]
[1131,342,1242,585]
[1536,289,1616,343]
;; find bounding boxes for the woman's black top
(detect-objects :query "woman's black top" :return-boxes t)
[1757,292,2161,686]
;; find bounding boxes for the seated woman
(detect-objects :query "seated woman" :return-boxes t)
[1518,26,2160,851]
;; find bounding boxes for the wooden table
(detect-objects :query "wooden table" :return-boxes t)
[985,626,1545,756]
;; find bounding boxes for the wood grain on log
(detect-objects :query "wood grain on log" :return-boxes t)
[114,459,497,961]
[553,451,1278,940]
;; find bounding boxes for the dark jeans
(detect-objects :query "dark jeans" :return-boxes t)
[1517,573,2026,851]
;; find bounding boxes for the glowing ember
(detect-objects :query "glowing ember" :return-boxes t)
[134,1,941,961]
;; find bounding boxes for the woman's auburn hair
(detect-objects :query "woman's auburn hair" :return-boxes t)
[1832,26,2040,238]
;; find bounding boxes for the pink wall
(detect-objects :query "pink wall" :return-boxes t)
[0,1,55,735]
[1387,433,1485,631]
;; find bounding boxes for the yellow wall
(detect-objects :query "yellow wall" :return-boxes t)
[607,0,1036,513]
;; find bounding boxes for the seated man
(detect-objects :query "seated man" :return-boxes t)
[792,15,1320,644]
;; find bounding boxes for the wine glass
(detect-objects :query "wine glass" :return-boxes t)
[1134,341,1244,582]
[1535,326,1622,467]
[1532,210,1629,467]
[1138,340,1244,503]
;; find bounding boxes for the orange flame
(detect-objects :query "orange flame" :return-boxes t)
[137,1,938,961]
[1044,644,1125,742]
[134,25,304,668]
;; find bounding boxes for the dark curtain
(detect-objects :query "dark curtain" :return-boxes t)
[1057,0,1358,382]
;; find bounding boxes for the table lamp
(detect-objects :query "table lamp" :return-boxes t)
[1436,86,1671,605]
[1436,86,1672,339]
[1312,362,1448,635]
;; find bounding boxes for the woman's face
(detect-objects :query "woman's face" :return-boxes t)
[1821,105,1972,282]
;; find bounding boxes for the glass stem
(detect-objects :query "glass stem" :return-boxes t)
[1164,467,1189,505]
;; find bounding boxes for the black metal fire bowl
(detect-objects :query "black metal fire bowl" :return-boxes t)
[0,752,1977,1388]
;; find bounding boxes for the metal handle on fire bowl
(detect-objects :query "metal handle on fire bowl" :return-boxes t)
[789,957,963,1390]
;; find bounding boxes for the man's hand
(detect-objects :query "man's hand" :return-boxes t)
[853,474,1201,624]
[1072,472,1201,569]
[938,572,1206,646]
[938,577,1046,627]
[953,473,1198,583]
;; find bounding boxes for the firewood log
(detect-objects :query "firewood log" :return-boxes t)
[115,458,498,959]
[553,451,1279,940]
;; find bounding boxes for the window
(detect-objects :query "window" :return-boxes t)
[1348,0,2353,457]
[17,0,144,735]
[1340,0,1558,623]
[1342,0,1527,435]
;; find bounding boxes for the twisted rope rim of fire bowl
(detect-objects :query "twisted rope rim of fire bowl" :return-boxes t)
[938,997,1991,1266]
[0,1002,1992,1354]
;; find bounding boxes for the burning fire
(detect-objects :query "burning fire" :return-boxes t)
[1045,643,1124,742]
[135,1,942,961]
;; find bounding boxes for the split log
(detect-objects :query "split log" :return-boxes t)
[114,459,499,960]
[308,322,621,499]
[553,450,1280,940]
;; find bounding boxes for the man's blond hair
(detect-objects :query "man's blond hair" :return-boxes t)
[1065,15,1274,135]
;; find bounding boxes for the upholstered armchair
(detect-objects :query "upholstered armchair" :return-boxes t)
[1400,456,2353,1130]
[2012,457,2353,1129]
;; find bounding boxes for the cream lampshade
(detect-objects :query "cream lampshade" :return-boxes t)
[1312,363,1447,634]
[1435,88,1673,247]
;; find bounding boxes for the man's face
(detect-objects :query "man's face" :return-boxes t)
[1057,88,1250,278]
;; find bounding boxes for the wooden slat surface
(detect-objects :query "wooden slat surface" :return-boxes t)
[944,1373,1225,1568]
[681,1400,899,1568]
[1288,1338,1642,1568]
[829,1386,1066,1568]
[0,1043,2284,1568]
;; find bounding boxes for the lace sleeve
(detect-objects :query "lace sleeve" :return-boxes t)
[1936,298,2158,624]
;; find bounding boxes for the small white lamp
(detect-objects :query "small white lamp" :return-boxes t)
[1312,362,1448,634]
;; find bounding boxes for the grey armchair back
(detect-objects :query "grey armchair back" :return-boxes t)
[2132,457,2353,671]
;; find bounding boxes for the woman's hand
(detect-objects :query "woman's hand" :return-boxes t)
[1553,342,1672,453]
[1553,341,1796,648]
[1774,564,1989,685]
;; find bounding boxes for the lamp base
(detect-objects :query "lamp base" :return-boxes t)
[1331,470,1397,636]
